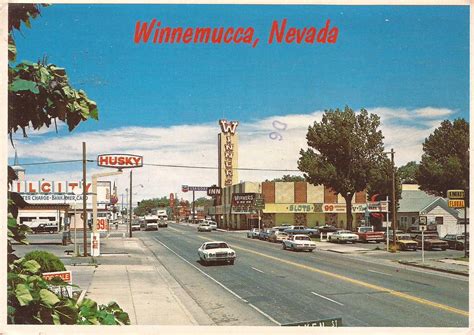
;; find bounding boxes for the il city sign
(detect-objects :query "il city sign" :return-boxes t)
[97,154,143,169]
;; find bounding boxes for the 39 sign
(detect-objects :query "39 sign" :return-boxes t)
[96,218,108,231]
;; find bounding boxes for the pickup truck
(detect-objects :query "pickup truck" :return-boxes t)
[282,234,316,252]
[355,226,385,243]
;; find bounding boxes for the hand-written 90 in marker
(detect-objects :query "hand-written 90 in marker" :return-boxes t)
[269,120,288,141]
[134,18,339,48]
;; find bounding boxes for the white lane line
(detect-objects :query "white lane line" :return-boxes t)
[153,237,281,326]
[368,269,393,277]
[248,303,281,326]
[251,267,265,273]
[311,291,344,306]
[167,226,184,233]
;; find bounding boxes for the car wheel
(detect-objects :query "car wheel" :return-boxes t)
[229,260,235,265]
[282,243,286,250]
[309,249,314,252]
[441,247,447,251]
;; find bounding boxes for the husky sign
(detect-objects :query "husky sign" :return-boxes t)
[97,154,143,169]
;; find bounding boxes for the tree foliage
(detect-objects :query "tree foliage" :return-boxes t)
[266,175,305,182]
[134,197,170,216]
[8,4,98,143]
[416,119,469,199]
[398,161,419,184]
[298,107,386,230]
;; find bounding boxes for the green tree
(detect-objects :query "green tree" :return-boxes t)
[398,161,419,184]
[134,197,170,216]
[416,119,469,200]
[7,5,128,324]
[8,4,98,144]
[266,175,305,182]
[298,107,386,231]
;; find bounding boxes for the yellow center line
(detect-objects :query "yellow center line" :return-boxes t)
[196,235,468,317]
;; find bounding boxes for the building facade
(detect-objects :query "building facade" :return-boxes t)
[210,181,372,230]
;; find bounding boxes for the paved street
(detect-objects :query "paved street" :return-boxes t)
[137,223,468,327]
[13,224,469,327]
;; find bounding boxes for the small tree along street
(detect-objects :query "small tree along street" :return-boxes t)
[298,107,387,231]
[416,119,469,204]
[7,4,129,325]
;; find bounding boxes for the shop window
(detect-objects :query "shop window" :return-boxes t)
[39,216,56,221]
[411,217,416,224]
[400,217,408,225]
[435,217,443,225]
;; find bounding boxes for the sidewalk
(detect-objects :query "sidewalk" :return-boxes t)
[64,229,213,325]
[398,258,469,276]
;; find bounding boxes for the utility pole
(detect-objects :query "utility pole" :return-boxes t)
[82,142,88,257]
[129,170,133,238]
[464,187,468,258]
[391,148,398,252]
[192,189,195,224]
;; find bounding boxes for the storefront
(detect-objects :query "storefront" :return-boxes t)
[211,181,382,230]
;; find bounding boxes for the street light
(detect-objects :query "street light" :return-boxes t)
[127,179,144,238]
[384,148,397,252]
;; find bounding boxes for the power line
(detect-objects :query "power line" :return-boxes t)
[13,159,301,173]
[144,163,300,172]
[17,159,94,166]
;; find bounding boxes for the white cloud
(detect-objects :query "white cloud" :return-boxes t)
[8,107,456,201]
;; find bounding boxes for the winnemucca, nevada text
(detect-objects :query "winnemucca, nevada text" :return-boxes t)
[134,18,340,47]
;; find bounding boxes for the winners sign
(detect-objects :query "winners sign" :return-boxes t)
[232,193,256,214]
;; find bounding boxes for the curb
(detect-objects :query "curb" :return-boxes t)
[398,261,469,277]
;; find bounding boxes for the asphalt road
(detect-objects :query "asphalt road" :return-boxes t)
[135,223,468,327]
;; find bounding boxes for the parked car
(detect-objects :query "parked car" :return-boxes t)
[247,228,260,238]
[389,233,418,251]
[32,223,58,234]
[207,220,218,230]
[198,222,212,232]
[282,234,317,252]
[284,225,319,237]
[198,241,236,265]
[442,234,469,250]
[356,226,385,243]
[268,230,289,243]
[259,228,272,240]
[328,230,359,243]
[316,225,340,238]
[414,234,448,250]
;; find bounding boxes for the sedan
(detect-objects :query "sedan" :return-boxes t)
[442,234,468,250]
[198,223,212,232]
[328,230,359,243]
[198,241,236,265]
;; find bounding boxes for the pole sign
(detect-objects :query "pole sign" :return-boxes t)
[448,199,465,208]
[181,185,208,192]
[42,271,73,298]
[207,186,221,196]
[97,154,143,169]
[447,189,465,199]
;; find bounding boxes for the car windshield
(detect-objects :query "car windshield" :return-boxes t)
[295,236,310,241]
[339,230,351,234]
[200,223,210,226]
[359,227,372,233]
[206,243,229,249]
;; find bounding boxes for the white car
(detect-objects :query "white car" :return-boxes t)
[247,228,260,238]
[198,241,236,265]
[282,234,317,252]
[207,220,218,230]
[198,223,212,232]
[328,230,359,243]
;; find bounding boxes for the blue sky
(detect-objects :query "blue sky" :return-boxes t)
[8,4,470,200]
